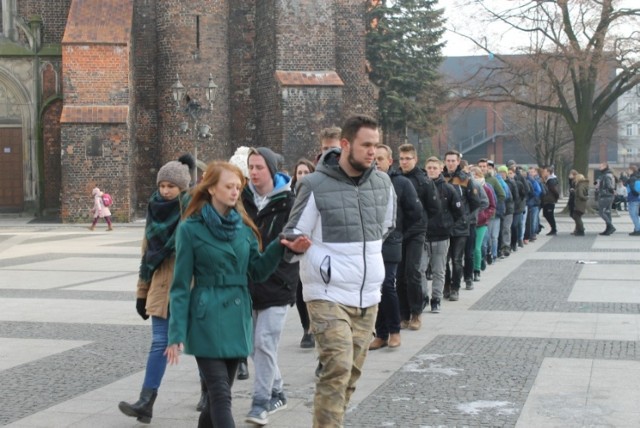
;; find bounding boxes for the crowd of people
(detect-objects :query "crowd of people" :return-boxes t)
[109,113,640,427]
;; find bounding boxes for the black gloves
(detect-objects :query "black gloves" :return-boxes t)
[136,298,149,320]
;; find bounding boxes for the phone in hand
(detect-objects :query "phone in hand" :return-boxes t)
[279,232,304,241]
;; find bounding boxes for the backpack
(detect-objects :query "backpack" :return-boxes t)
[102,193,113,207]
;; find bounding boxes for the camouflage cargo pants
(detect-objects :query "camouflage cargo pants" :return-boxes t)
[307,300,377,428]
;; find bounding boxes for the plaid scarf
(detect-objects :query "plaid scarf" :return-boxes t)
[139,191,189,282]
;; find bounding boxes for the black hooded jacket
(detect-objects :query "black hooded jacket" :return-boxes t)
[443,165,481,237]
[426,174,464,242]
[382,169,423,263]
[242,184,299,310]
[401,166,441,236]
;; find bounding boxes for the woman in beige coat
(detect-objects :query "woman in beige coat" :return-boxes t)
[118,154,197,423]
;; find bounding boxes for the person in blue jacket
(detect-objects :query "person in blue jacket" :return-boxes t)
[626,164,640,236]
[164,161,310,428]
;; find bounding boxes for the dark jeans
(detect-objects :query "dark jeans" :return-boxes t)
[511,212,523,246]
[397,232,426,319]
[196,357,239,428]
[542,203,556,232]
[295,280,310,332]
[463,225,475,281]
[445,236,467,292]
[375,262,401,339]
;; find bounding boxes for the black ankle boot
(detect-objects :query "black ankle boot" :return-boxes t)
[118,387,157,424]
[196,378,208,412]
[237,358,249,380]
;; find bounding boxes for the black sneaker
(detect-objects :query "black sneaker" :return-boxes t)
[430,298,441,313]
[237,359,249,380]
[300,332,314,349]
[546,230,557,236]
[629,231,640,236]
[449,290,459,301]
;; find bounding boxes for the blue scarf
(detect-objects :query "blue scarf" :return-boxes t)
[201,203,242,241]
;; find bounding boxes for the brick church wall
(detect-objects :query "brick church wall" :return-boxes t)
[253,1,281,153]
[131,1,159,212]
[156,0,231,168]
[334,0,377,118]
[228,1,257,149]
[42,99,62,212]
[60,124,131,221]
[18,0,72,44]
[60,0,133,222]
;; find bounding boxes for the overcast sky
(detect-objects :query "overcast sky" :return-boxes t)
[441,0,639,57]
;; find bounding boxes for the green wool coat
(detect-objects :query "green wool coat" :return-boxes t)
[168,214,284,359]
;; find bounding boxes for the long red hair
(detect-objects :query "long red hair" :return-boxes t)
[183,161,261,248]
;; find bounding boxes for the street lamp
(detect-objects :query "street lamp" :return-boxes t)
[171,74,218,183]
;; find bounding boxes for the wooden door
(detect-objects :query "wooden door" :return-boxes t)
[0,128,23,211]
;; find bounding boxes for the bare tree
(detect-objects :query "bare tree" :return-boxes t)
[446,0,640,174]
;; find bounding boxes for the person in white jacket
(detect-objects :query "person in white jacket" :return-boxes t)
[284,114,396,428]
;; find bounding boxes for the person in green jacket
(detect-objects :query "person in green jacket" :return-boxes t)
[165,161,310,428]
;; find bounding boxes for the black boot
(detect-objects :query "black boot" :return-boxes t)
[196,378,208,412]
[118,387,157,424]
[473,271,480,282]
[237,358,249,380]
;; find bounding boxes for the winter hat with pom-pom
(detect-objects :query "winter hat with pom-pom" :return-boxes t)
[229,146,251,178]
[156,154,194,190]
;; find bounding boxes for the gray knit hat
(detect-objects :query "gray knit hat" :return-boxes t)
[156,154,194,190]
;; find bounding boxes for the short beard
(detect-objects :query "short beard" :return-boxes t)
[348,152,370,173]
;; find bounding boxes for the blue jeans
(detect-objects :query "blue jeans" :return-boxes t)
[598,195,614,228]
[142,316,169,390]
[519,206,527,241]
[375,262,401,339]
[527,205,540,238]
[629,200,640,232]
[488,218,501,258]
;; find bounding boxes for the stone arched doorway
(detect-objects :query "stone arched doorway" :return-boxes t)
[0,72,31,212]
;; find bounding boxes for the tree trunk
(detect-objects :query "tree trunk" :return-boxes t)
[572,127,593,175]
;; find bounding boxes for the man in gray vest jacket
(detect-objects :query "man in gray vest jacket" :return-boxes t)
[284,114,396,428]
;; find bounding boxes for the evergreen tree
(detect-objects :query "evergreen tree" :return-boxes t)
[366,0,446,136]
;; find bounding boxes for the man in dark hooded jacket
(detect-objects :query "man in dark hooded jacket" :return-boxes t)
[369,144,422,350]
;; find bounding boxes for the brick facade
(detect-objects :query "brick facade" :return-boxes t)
[42,99,63,212]
[1,0,379,220]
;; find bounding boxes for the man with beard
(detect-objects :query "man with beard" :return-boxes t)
[284,114,396,428]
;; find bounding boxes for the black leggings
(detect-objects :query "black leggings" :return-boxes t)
[295,280,310,332]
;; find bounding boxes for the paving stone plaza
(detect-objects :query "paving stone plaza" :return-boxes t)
[1,207,639,427]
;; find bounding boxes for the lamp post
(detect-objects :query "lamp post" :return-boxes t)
[171,74,218,183]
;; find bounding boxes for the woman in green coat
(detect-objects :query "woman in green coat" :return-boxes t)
[165,161,310,428]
